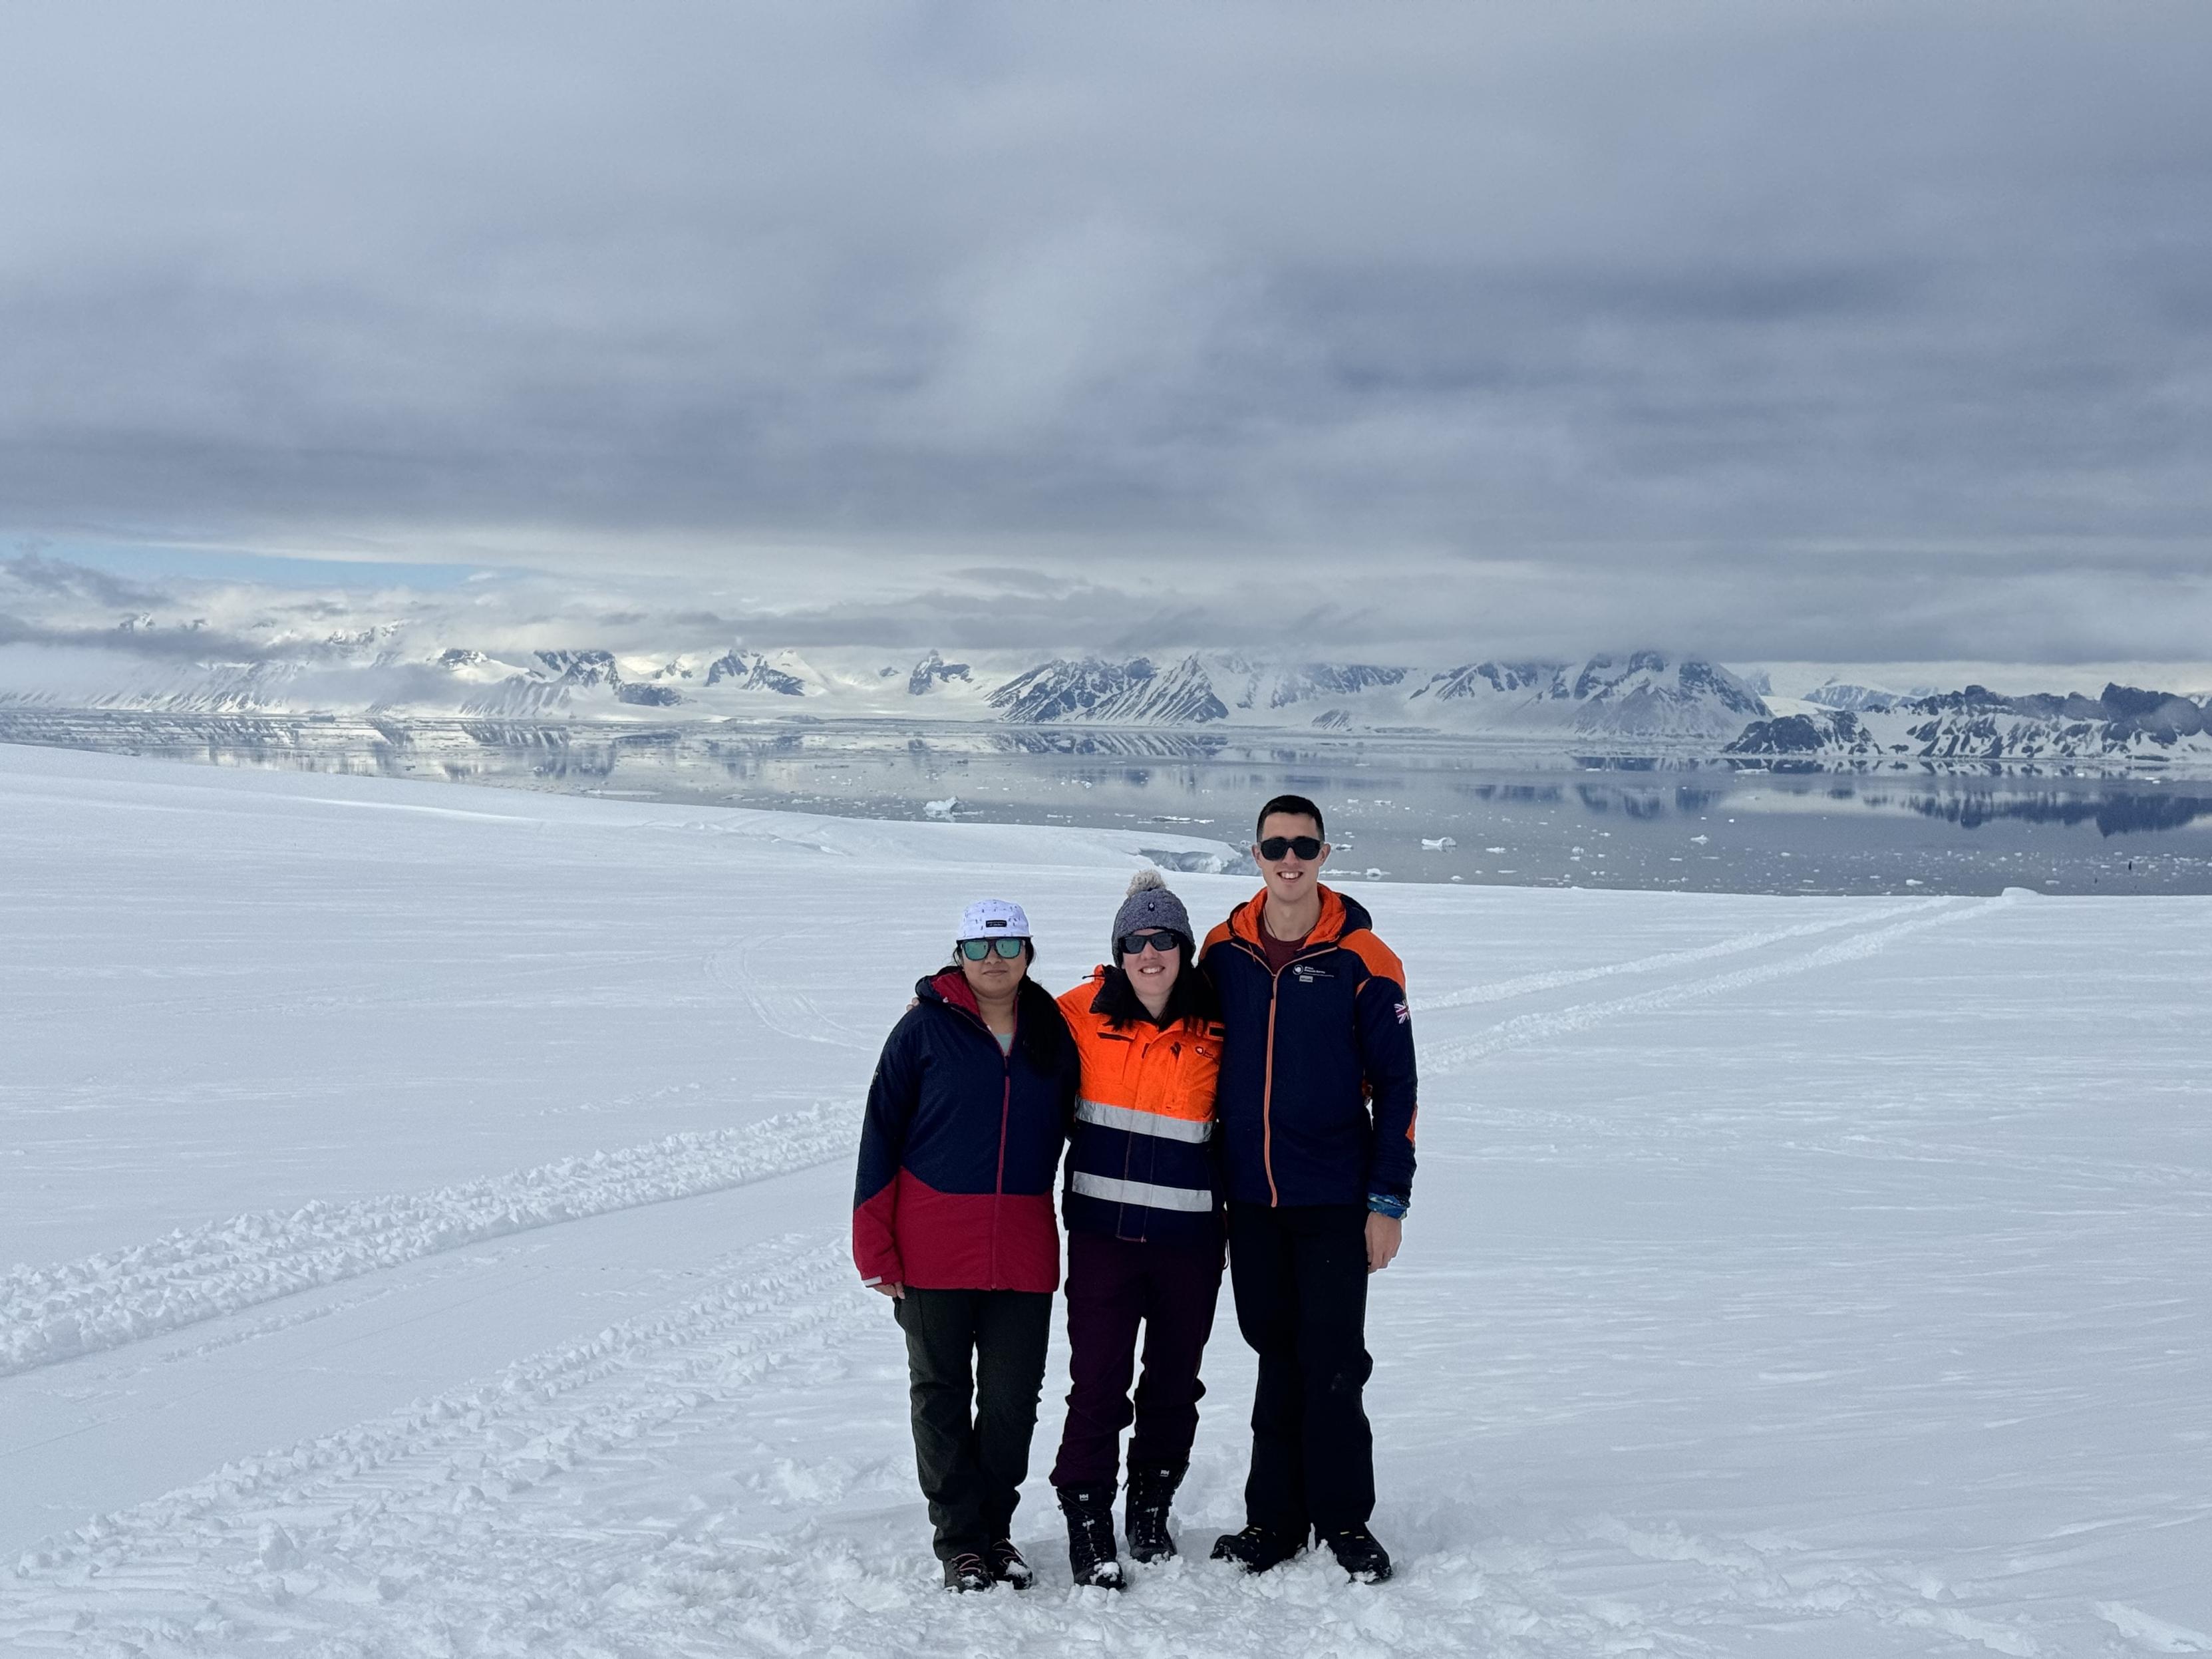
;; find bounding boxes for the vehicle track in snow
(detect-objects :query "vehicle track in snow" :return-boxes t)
[1422,893,2015,1076]
[0,1227,1718,1659]
[1,1229,2092,1659]
[703,938,875,1050]
[0,1230,868,1652]
[1410,896,1940,1014]
[0,1100,860,1379]
[2,899,2010,1380]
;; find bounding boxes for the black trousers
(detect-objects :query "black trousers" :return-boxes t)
[1050,1231,1225,1488]
[893,1287,1053,1561]
[1226,1201,1375,1537]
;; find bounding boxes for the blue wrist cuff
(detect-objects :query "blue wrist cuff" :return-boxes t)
[1365,1193,1408,1219]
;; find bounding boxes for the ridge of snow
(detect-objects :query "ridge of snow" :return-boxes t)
[0,1102,858,1378]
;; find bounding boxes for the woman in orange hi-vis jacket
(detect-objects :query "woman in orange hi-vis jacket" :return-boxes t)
[1047,869,1225,1591]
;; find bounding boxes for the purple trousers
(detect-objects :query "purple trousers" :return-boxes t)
[1050,1231,1225,1489]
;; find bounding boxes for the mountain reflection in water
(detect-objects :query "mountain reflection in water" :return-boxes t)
[3,711,2209,894]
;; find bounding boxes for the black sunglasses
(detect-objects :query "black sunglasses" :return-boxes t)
[1116,929,1187,957]
[959,937,1027,961]
[1256,835,1324,861]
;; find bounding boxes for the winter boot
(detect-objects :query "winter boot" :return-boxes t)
[1208,1523,1303,1575]
[943,1551,993,1593]
[1058,1485,1126,1590]
[1123,1460,1186,1563]
[986,1538,1033,1590]
[1319,1524,1393,1584]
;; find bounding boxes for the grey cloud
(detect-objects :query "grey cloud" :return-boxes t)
[2,3,2209,662]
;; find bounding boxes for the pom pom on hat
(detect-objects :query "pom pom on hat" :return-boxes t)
[1111,865,1192,956]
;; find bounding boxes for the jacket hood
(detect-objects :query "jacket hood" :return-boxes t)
[915,967,1063,1031]
[1223,883,1372,952]
[915,967,982,1018]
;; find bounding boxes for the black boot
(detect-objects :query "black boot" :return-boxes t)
[1209,1523,1304,1574]
[1058,1485,1125,1590]
[986,1538,1034,1590]
[1319,1524,1393,1584]
[1123,1460,1186,1564]
[943,1551,993,1593]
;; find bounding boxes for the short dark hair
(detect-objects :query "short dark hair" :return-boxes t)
[1255,794,1325,841]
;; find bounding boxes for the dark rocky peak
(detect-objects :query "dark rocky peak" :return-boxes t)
[908,649,973,696]
[536,649,620,687]
[1264,664,1407,708]
[1419,660,1565,700]
[703,649,806,696]
[987,657,1156,722]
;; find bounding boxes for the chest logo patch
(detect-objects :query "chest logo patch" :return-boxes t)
[1292,964,1333,984]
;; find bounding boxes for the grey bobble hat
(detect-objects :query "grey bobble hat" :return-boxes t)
[1111,868,1193,957]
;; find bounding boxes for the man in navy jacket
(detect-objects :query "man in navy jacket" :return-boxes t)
[1201,794,1416,1584]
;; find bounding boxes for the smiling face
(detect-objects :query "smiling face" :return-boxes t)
[958,939,1029,1002]
[1120,927,1183,1007]
[1255,808,1329,909]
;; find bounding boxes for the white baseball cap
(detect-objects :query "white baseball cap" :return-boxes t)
[958,898,1032,940]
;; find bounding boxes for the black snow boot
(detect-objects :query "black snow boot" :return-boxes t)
[986,1538,1033,1590]
[1123,1460,1186,1563]
[1319,1524,1393,1584]
[1058,1485,1126,1590]
[943,1551,993,1593]
[1208,1523,1303,1575]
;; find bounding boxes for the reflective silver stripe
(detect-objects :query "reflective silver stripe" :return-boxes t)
[1069,1171,1216,1213]
[1076,1098,1213,1143]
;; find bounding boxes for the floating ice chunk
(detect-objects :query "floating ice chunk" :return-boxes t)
[1690,834,1710,844]
[1420,837,1456,851]
[921,797,956,820]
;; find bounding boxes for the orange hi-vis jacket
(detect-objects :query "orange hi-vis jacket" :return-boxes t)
[1056,969,1225,1244]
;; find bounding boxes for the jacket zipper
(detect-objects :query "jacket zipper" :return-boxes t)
[993,1026,1012,1288]
[1247,926,1331,1210]
[950,992,1017,1289]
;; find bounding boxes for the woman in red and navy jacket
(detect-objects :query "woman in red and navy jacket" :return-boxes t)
[1047,869,1226,1591]
[852,898,1078,1594]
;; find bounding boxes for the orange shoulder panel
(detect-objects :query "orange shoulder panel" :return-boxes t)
[1342,931,1408,994]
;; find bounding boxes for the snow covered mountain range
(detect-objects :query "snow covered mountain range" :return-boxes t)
[1729,684,2212,766]
[7,557,2211,764]
[0,599,1772,742]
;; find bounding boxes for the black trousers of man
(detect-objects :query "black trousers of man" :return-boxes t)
[893,1287,1053,1562]
[1226,1201,1375,1540]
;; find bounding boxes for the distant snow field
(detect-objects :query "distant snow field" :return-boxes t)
[2,742,2206,1656]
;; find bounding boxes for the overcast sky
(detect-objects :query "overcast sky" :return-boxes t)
[5,2,2209,660]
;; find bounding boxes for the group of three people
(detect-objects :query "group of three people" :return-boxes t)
[852,794,1420,1593]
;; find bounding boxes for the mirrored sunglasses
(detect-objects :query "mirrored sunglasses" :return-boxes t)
[959,936,1028,961]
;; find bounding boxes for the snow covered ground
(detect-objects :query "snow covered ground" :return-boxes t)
[3,742,2207,1657]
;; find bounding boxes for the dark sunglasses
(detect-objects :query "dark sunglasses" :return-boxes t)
[1116,930,1187,957]
[959,936,1027,961]
[1256,835,1323,861]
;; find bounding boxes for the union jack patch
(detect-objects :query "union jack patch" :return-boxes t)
[1394,1001,1410,1024]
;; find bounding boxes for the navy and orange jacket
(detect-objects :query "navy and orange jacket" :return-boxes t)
[852,970,1080,1293]
[1201,885,1417,1208]
[1057,968,1225,1245]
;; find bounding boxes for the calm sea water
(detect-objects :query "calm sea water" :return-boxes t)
[9,715,2212,895]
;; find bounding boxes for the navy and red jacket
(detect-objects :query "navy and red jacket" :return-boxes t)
[852,969,1079,1294]
[1200,884,1417,1209]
